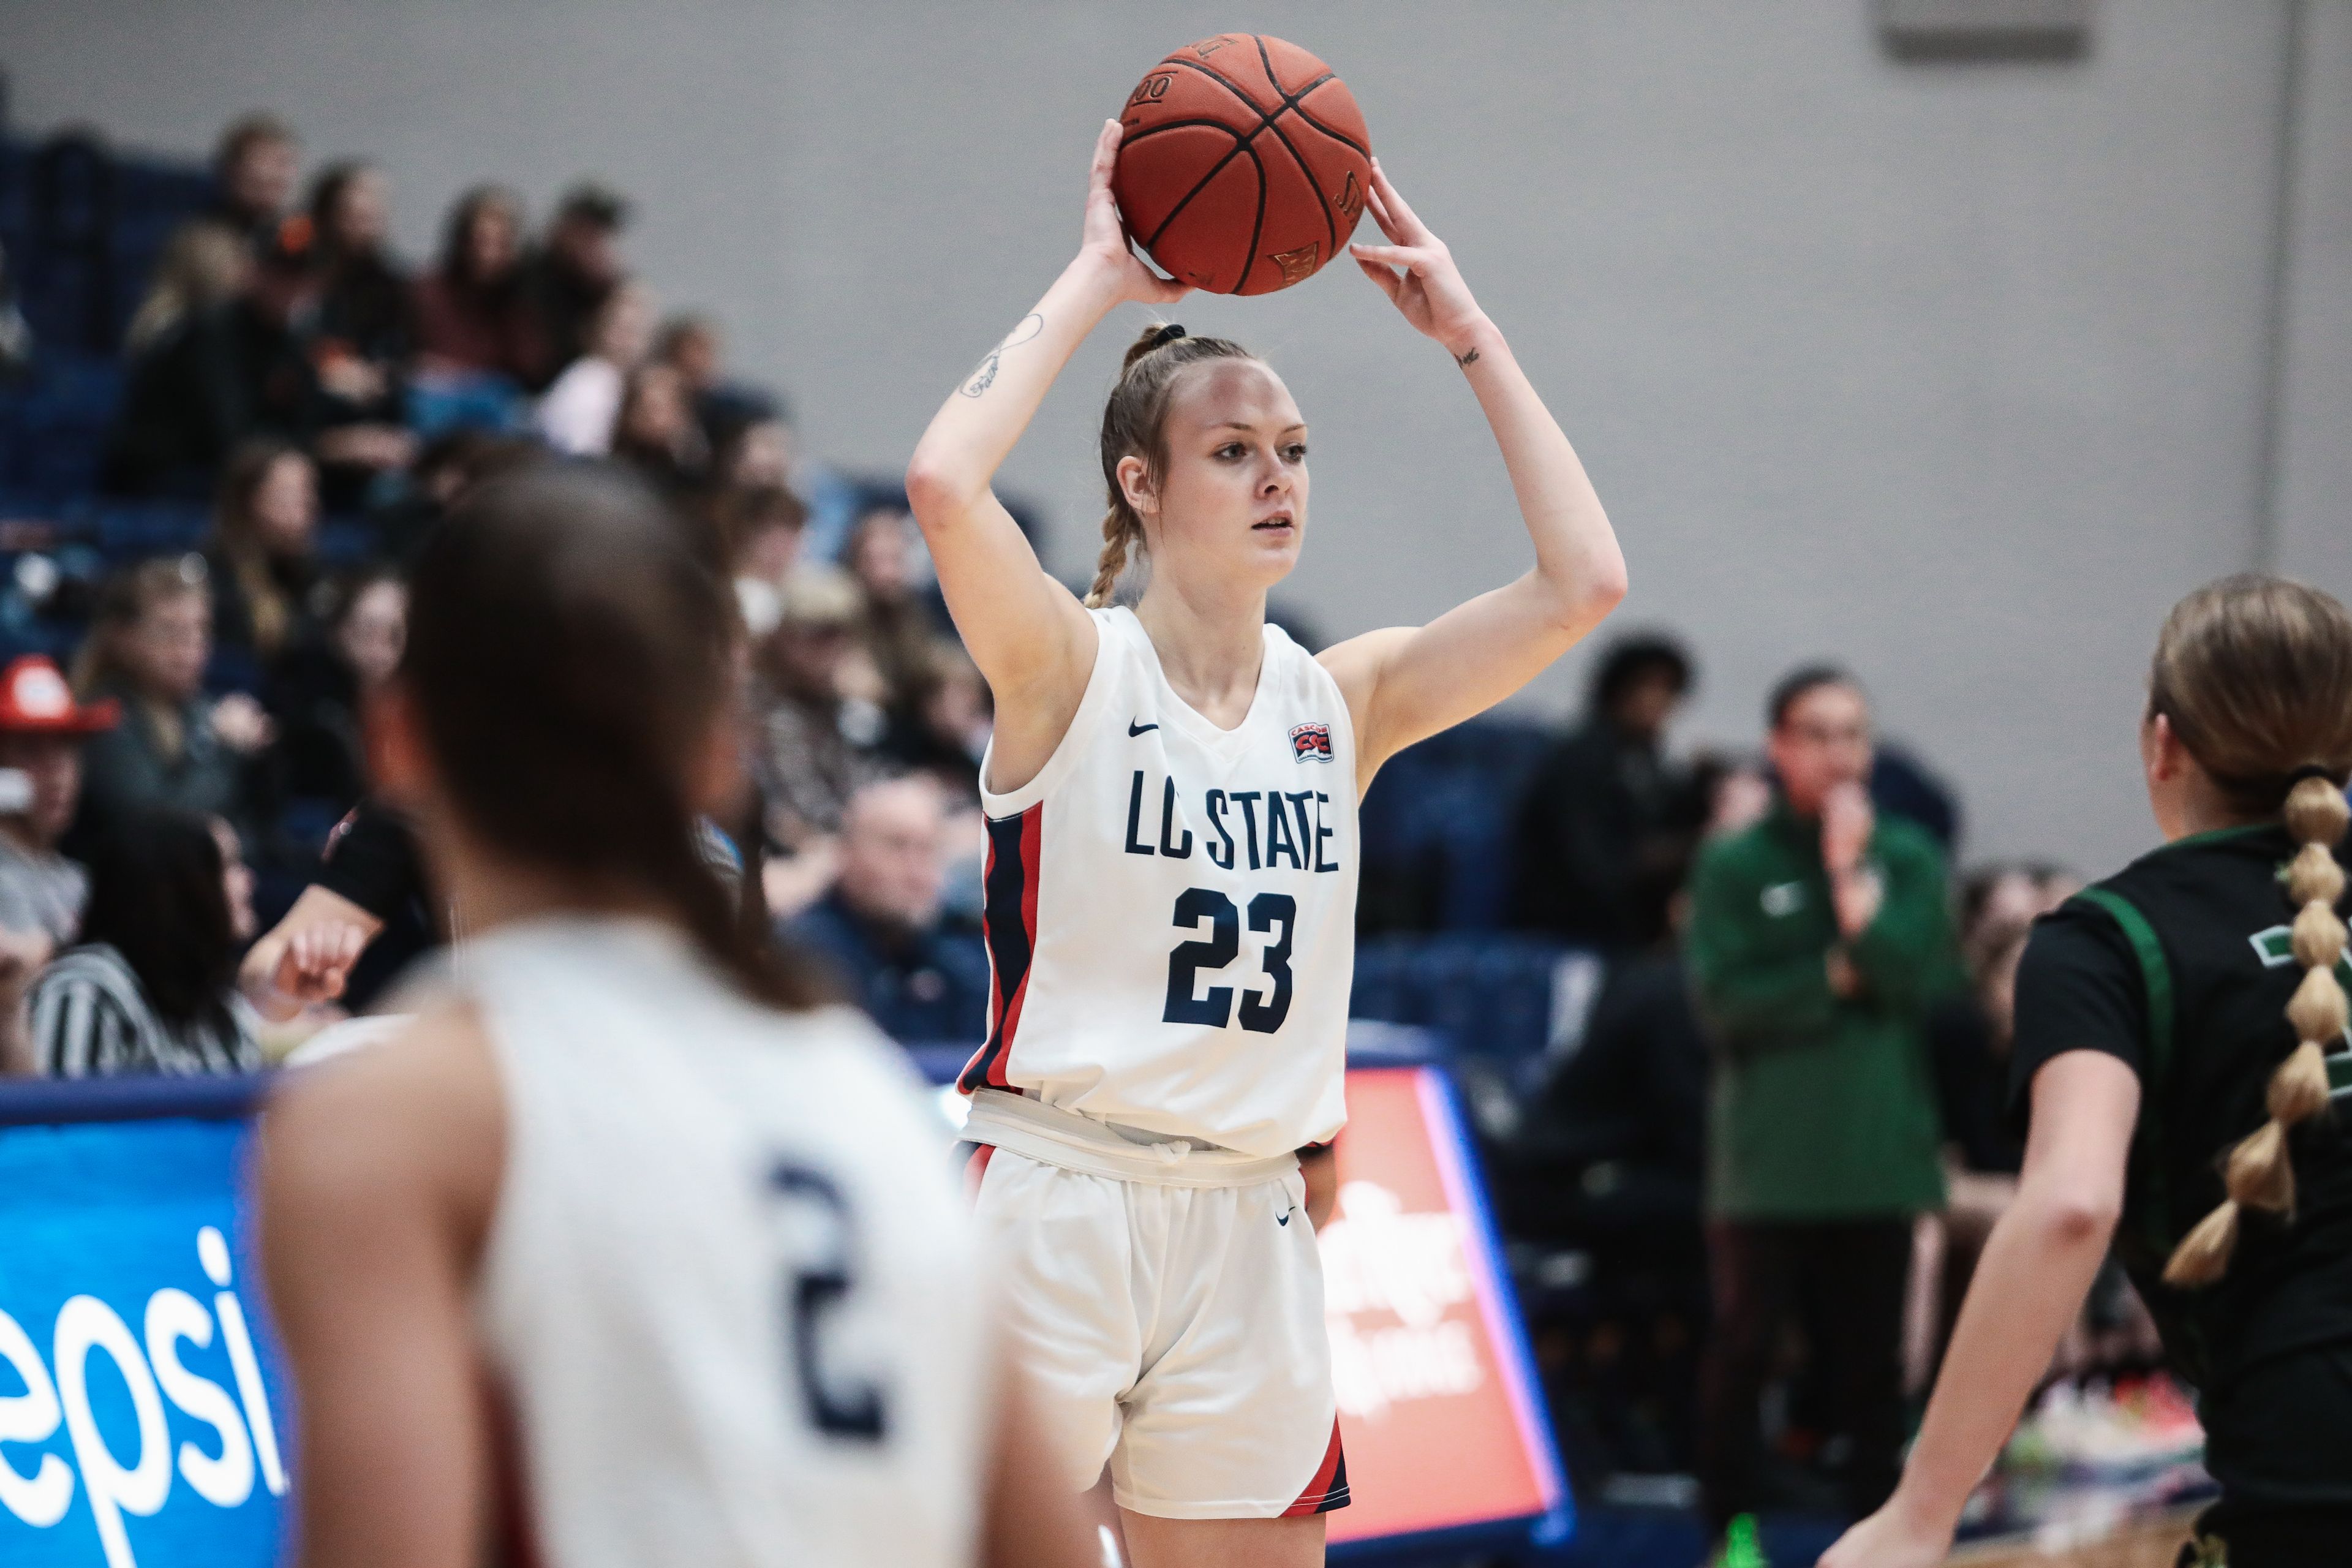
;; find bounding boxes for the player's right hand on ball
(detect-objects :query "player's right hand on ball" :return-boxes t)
[274,921,368,1006]
[1080,119,1189,306]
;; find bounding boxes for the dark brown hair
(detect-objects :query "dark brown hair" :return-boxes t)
[211,437,314,658]
[2149,575,2352,1286]
[436,184,525,284]
[79,809,241,1036]
[1087,323,1258,608]
[404,466,820,1009]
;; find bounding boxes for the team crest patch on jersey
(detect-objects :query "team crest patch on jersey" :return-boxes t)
[1290,722,1334,763]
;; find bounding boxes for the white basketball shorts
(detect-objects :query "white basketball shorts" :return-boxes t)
[964,1139,1349,1520]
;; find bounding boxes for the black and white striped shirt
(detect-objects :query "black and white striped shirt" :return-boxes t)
[29,944,262,1077]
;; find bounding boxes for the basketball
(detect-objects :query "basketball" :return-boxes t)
[1113,33,1373,296]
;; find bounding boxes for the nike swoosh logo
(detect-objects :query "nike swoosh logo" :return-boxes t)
[1128,720,1158,736]
[1276,1212,1292,1226]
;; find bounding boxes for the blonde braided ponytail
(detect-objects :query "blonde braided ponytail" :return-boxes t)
[1084,503,1140,609]
[2150,575,2352,1288]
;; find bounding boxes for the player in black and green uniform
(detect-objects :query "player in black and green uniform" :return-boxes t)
[1821,575,2352,1568]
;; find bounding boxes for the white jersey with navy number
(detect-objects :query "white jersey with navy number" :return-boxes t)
[453,916,990,1568]
[961,606,1359,1156]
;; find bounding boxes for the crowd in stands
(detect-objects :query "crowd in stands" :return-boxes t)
[0,107,986,1071]
[0,103,2177,1512]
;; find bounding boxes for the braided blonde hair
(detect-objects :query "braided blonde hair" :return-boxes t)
[1086,322,1257,608]
[2148,576,2352,1287]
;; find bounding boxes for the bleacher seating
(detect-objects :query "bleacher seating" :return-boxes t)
[2,127,211,359]
[1357,715,1555,930]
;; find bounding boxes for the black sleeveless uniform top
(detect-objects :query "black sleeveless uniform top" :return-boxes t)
[2010,822,2352,1515]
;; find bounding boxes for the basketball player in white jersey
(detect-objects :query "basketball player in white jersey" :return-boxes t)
[904,121,1629,1567]
[256,469,1098,1568]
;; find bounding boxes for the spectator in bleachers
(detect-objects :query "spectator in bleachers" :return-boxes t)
[264,568,404,818]
[104,224,271,494]
[293,164,412,423]
[610,360,707,498]
[718,480,808,640]
[1502,873,1714,1477]
[29,809,261,1076]
[752,569,886,855]
[710,410,794,492]
[884,639,992,803]
[1509,632,1704,950]
[845,502,941,711]
[0,657,118,946]
[1931,864,2078,1182]
[786,772,987,1042]
[196,113,301,264]
[1686,665,1958,1551]
[70,557,270,847]
[656,313,774,450]
[412,185,545,388]
[536,280,654,456]
[205,438,322,666]
[275,165,414,499]
[524,183,630,387]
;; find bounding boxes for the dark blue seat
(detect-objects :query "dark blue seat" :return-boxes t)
[96,500,208,557]
[1350,932,1578,1077]
[1359,716,1556,932]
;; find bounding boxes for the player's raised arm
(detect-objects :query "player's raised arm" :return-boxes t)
[1317,157,1627,794]
[904,120,1186,731]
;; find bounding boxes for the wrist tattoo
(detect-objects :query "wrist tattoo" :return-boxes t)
[1455,346,1481,367]
[960,314,1045,398]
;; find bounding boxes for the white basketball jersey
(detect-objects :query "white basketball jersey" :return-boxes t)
[961,607,1359,1156]
[457,916,989,1568]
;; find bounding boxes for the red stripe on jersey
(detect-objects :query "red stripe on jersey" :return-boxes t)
[960,804,1044,1094]
[1281,1418,1349,1516]
[990,807,1042,1081]
[963,1142,995,1204]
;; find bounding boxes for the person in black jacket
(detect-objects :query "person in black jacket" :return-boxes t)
[265,567,405,818]
[1510,633,1702,949]
[1824,575,2352,1568]
[105,225,279,495]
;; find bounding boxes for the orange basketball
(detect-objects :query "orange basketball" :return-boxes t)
[1113,34,1373,296]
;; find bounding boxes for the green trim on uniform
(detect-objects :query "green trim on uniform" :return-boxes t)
[2070,887,2177,1256]
[2166,822,2274,854]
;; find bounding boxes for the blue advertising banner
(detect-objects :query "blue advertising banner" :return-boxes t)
[0,1085,289,1568]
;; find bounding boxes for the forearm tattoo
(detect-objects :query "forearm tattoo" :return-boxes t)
[961,314,1046,398]
[1455,347,1481,368]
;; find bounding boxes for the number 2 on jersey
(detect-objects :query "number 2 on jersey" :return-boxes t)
[765,1163,887,1442]
[1162,888,1295,1032]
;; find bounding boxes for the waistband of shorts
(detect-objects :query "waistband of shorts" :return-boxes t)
[960,1089,1299,1188]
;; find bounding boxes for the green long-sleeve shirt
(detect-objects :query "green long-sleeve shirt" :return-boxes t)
[1686,804,1956,1220]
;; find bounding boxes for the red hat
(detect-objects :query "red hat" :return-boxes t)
[0,657,118,735]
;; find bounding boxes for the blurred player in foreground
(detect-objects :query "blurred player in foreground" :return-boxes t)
[258,467,1098,1568]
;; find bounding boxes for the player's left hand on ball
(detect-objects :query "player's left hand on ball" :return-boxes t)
[1815,1502,1952,1568]
[1348,158,1490,360]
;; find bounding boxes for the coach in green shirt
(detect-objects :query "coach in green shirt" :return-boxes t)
[1686,665,1956,1561]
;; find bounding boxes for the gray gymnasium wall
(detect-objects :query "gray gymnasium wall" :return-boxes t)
[2,0,2345,875]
